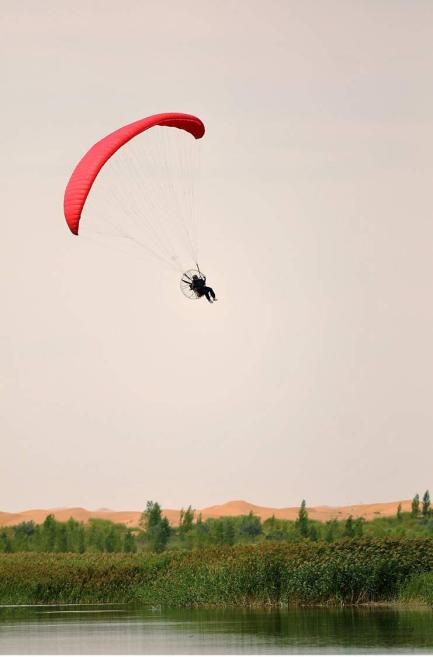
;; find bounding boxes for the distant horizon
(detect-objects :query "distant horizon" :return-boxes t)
[1,490,424,514]
[0,496,417,528]
[0,495,417,513]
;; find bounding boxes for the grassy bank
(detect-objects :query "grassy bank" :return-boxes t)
[1,538,433,606]
[399,572,433,606]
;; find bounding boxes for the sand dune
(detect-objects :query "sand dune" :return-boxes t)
[0,498,412,528]
[198,499,412,522]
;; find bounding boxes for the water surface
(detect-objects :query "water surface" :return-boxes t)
[1,604,433,654]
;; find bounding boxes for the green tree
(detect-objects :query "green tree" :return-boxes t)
[309,524,319,541]
[264,515,277,537]
[296,500,309,538]
[87,519,110,552]
[354,517,364,538]
[192,513,209,549]
[343,515,355,538]
[179,506,195,535]
[56,524,68,552]
[148,517,171,552]
[42,515,57,551]
[78,525,86,553]
[208,518,224,545]
[222,518,236,545]
[140,501,163,531]
[422,491,431,518]
[105,527,117,553]
[263,516,293,541]
[14,522,35,551]
[239,512,262,540]
[140,501,171,552]
[14,521,35,537]
[324,519,338,543]
[64,518,83,552]
[0,530,12,552]
[123,530,136,553]
[411,494,420,518]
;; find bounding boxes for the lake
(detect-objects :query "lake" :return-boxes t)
[1,604,433,654]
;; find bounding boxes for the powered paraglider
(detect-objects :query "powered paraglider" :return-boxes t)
[63,113,216,299]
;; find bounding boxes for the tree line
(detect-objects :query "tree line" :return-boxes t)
[1,492,432,554]
[0,516,135,554]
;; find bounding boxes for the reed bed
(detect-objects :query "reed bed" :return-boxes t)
[399,572,433,605]
[1,538,433,606]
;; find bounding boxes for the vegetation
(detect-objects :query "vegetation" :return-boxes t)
[2,492,433,554]
[139,501,171,553]
[1,538,433,606]
[400,572,433,606]
[0,515,136,554]
[1,492,432,607]
[422,491,431,518]
[412,494,420,518]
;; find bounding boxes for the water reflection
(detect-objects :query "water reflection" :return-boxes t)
[0,604,433,654]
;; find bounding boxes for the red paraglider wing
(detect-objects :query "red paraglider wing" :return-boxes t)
[64,112,205,235]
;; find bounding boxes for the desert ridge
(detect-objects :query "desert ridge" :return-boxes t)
[0,499,412,528]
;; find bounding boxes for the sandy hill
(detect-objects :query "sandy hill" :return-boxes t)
[0,499,412,528]
[198,499,412,522]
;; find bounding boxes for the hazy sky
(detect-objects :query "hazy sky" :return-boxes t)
[2,0,433,511]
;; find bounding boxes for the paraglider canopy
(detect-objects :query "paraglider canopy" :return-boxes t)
[64,112,205,236]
